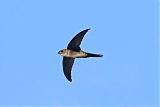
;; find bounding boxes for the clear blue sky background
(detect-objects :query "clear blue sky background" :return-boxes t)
[0,0,158,106]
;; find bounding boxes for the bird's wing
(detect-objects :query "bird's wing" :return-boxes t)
[63,57,75,82]
[67,29,90,51]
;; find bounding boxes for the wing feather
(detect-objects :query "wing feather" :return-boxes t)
[67,29,90,51]
[63,57,75,82]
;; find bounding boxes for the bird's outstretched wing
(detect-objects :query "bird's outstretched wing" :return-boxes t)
[67,29,90,51]
[63,57,75,82]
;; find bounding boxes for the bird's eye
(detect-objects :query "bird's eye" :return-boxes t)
[61,50,63,52]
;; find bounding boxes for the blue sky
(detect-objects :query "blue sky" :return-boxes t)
[0,0,158,106]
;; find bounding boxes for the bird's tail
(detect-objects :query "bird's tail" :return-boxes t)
[86,52,103,57]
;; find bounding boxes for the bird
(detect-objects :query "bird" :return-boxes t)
[58,28,103,82]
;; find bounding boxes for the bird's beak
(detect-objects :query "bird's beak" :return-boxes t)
[58,51,60,54]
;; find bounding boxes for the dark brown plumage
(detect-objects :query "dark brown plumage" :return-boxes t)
[58,29,103,82]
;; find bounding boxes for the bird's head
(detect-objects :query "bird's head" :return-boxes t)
[58,49,68,56]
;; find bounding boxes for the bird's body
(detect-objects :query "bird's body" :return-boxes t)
[58,29,103,82]
[58,49,103,58]
[58,49,86,58]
